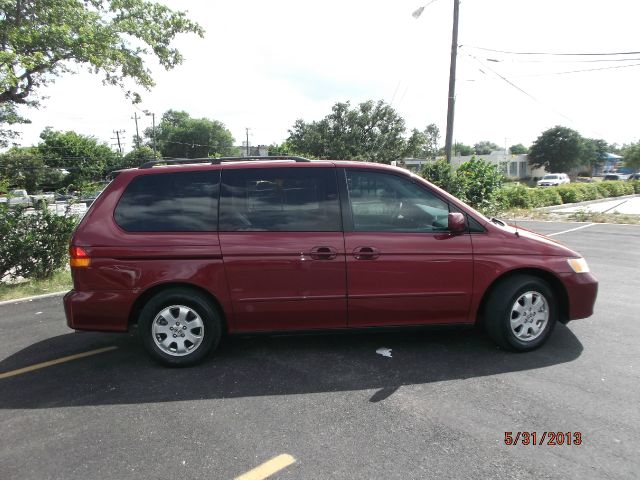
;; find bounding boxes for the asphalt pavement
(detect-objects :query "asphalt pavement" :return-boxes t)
[1,221,639,480]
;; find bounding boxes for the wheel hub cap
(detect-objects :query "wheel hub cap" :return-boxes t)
[510,291,549,342]
[152,305,204,357]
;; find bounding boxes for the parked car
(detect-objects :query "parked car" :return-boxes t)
[537,173,570,187]
[604,173,630,181]
[0,189,55,207]
[64,157,598,366]
[627,173,640,181]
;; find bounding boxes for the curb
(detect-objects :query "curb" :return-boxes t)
[534,194,640,212]
[0,291,68,307]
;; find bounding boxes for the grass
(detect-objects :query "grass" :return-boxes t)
[0,269,72,302]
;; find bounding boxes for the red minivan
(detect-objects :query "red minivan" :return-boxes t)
[64,157,598,366]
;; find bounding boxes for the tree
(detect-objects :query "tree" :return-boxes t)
[473,141,500,155]
[622,142,640,171]
[37,128,119,185]
[146,110,235,158]
[580,138,608,174]
[423,124,440,159]
[286,100,412,163]
[509,144,528,155]
[0,146,62,191]
[0,0,203,109]
[452,142,473,156]
[528,126,583,173]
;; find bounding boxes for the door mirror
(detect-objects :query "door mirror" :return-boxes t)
[448,212,466,234]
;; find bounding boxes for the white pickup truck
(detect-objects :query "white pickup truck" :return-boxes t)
[0,189,55,207]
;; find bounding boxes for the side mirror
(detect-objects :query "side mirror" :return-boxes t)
[448,212,466,234]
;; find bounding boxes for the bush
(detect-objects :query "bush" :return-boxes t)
[420,160,461,197]
[556,184,583,204]
[0,205,78,280]
[420,158,504,213]
[455,157,504,212]
[529,187,562,207]
[498,183,531,209]
[632,180,640,194]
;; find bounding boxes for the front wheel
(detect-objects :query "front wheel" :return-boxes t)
[485,275,557,351]
[138,288,222,367]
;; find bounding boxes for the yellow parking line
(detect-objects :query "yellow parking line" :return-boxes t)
[234,454,296,480]
[0,346,118,379]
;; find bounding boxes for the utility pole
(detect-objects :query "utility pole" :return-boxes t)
[245,127,251,156]
[144,111,156,154]
[111,129,126,154]
[132,112,141,149]
[444,0,460,164]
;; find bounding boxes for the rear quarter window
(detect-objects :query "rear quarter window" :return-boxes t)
[114,170,219,232]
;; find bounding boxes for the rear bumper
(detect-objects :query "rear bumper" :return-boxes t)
[560,271,598,322]
[64,290,135,332]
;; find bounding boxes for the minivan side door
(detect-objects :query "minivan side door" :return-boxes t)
[342,168,473,327]
[219,165,347,332]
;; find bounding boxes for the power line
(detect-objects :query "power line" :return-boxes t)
[462,45,640,56]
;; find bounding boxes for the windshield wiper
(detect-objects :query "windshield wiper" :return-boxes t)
[490,217,506,226]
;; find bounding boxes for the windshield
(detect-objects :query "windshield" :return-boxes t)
[542,175,558,180]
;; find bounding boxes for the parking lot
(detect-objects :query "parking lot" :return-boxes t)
[1,220,639,479]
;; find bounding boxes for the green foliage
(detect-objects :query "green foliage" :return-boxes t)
[456,157,504,212]
[453,142,473,156]
[146,110,235,158]
[117,145,160,170]
[0,146,65,191]
[286,100,412,163]
[36,128,119,185]
[0,0,203,110]
[509,144,528,155]
[622,142,640,171]
[497,181,633,211]
[0,205,78,280]
[420,158,504,212]
[473,141,500,155]
[420,160,461,196]
[580,138,608,174]
[529,126,583,172]
[497,183,532,208]
[405,123,441,159]
[0,103,30,148]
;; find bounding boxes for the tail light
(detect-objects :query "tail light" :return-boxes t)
[69,246,91,268]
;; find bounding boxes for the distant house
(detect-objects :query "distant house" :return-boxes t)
[239,143,269,157]
[403,151,544,180]
[600,152,623,174]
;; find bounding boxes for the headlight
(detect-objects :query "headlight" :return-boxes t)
[567,257,590,273]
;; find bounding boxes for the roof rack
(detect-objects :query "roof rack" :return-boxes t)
[139,156,311,169]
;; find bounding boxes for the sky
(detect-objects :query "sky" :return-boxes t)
[10,0,640,153]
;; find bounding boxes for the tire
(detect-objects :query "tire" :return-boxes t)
[484,275,557,351]
[138,288,222,367]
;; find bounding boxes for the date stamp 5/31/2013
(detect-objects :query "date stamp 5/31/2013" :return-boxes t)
[504,432,582,446]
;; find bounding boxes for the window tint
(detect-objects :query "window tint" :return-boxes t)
[220,167,340,231]
[114,171,219,232]
[346,170,450,232]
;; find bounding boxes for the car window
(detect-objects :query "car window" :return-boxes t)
[346,169,450,232]
[219,167,341,231]
[114,171,219,232]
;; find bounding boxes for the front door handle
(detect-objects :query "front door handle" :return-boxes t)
[353,246,380,260]
[309,246,338,260]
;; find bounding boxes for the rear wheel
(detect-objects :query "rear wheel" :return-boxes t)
[485,275,557,351]
[138,288,221,367]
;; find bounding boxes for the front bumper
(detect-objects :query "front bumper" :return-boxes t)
[559,271,598,322]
